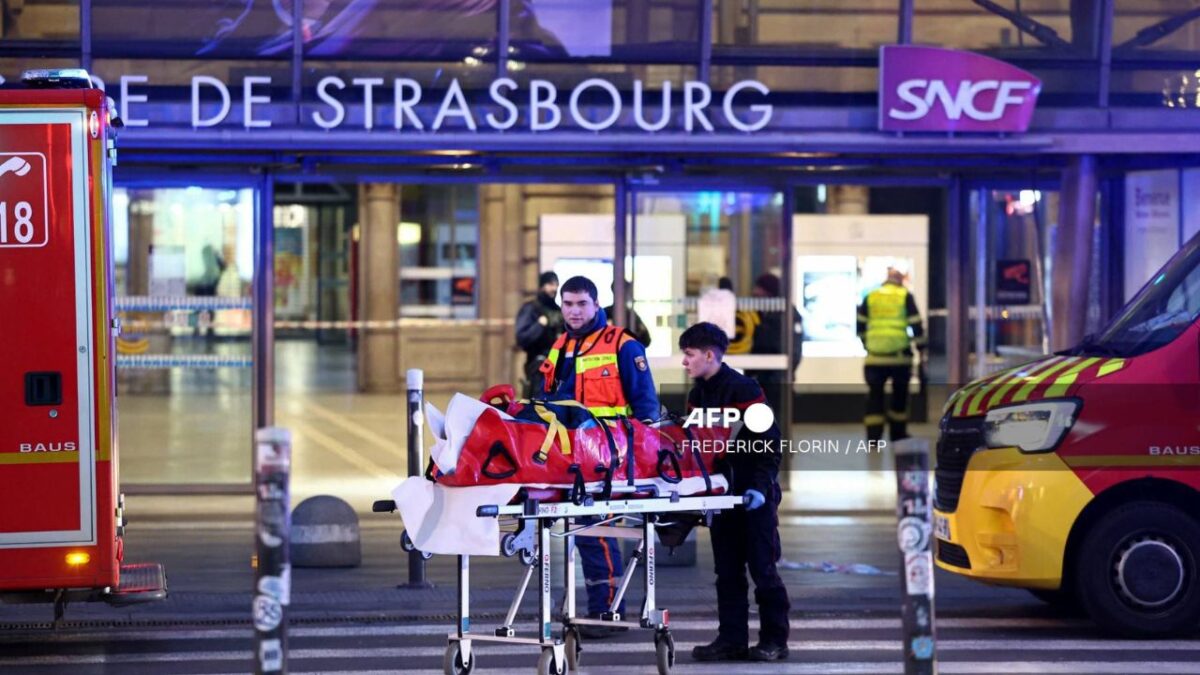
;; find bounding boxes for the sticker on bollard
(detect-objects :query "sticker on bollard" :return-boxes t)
[290,495,361,568]
[893,437,937,675]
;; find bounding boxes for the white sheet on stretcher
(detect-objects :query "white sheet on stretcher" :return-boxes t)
[426,395,515,475]
[391,474,729,557]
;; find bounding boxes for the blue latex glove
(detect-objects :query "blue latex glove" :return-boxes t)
[744,489,766,511]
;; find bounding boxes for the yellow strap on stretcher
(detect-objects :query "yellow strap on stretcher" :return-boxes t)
[518,398,590,463]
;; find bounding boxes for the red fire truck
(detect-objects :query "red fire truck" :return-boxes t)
[0,69,165,621]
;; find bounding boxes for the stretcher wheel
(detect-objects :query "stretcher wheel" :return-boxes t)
[536,647,562,675]
[501,532,519,557]
[519,547,537,567]
[443,641,473,675]
[564,627,582,671]
[654,630,675,675]
[402,531,434,560]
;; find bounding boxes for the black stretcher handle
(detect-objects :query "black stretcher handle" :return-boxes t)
[477,505,500,517]
[656,450,683,484]
[481,441,519,480]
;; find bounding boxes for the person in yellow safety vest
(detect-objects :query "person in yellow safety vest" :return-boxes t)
[857,267,926,443]
[536,275,661,638]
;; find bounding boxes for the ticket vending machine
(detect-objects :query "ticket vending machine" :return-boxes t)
[0,70,165,620]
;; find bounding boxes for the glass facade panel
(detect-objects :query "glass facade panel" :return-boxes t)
[513,0,700,62]
[712,65,875,105]
[113,186,256,485]
[1111,65,1200,107]
[712,0,895,52]
[0,0,78,41]
[92,0,290,58]
[299,0,496,60]
[914,0,1096,56]
[399,185,479,319]
[1113,1,1200,55]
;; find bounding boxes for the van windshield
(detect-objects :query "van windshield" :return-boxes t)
[1085,235,1200,358]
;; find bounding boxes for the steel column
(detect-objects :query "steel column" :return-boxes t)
[253,175,275,434]
[614,180,629,329]
[947,178,967,385]
[973,188,988,380]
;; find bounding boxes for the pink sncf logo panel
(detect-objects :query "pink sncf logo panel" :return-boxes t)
[879,45,1042,133]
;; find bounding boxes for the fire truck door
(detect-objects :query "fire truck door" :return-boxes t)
[0,109,96,548]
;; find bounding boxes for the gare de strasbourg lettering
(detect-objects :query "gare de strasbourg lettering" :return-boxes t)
[102,74,775,133]
[91,45,1042,135]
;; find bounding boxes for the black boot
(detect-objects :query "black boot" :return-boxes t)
[747,642,790,661]
[691,638,747,662]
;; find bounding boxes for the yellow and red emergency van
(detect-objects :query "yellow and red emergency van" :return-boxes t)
[0,69,165,620]
[934,230,1200,636]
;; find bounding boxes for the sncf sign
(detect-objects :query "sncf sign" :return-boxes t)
[879,45,1041,133]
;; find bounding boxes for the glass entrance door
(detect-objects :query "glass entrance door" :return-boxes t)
[626,189,791,414]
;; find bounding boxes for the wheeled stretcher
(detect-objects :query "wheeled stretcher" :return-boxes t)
[381,481,748,675]
[377,385,746,673]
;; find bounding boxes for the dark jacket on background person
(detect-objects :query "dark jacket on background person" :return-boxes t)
[605,303,652,348]
[686,363,782,497]
[750,307,803,371]
[539,307,660,421]
[515,291,563,358]
[516,291,564,397]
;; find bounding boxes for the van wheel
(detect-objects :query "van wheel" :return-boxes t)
[1074,502,1200,637]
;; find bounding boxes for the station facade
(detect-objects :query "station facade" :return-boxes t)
[4,1,1200,488]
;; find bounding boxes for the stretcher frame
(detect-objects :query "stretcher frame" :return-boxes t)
[435,490,747,675]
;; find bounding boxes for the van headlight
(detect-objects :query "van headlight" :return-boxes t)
[983,400,1079,453]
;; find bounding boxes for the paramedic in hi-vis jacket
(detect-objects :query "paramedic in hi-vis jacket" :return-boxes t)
[536,275,660,637]
[857,267,926,443]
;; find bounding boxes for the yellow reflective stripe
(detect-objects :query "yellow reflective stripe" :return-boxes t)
[886,410,908,421]
[546,349,560,362]
[984,357,1063,411]
[1096,358,1126,378]
[0,452,81,464]
[907,315,922,324]
[864,414,886,426]
[963,363,1038,416]
[952,379,989,417]
[576,353,618,371]
[965,377,1006,416]
[1064,454,1200,468]
[1010,357,1079,403]
[865,354,912,366]
[589,405,631,417]
[1042,357,1101,399]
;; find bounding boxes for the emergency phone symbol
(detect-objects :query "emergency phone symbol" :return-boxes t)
[0,157,31,177]
[0,153,46,248]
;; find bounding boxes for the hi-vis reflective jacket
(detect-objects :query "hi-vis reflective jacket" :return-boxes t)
[538,310,661,420]
[857,282,926,366]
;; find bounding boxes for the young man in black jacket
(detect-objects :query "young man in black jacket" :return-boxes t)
[680,322,791,662]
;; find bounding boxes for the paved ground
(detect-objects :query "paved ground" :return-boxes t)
[3,511,1198,674]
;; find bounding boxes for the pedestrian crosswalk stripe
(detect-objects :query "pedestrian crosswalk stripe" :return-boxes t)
[0,616,1090,644]
[188,664,1200,675]
[3,638,1198,667]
